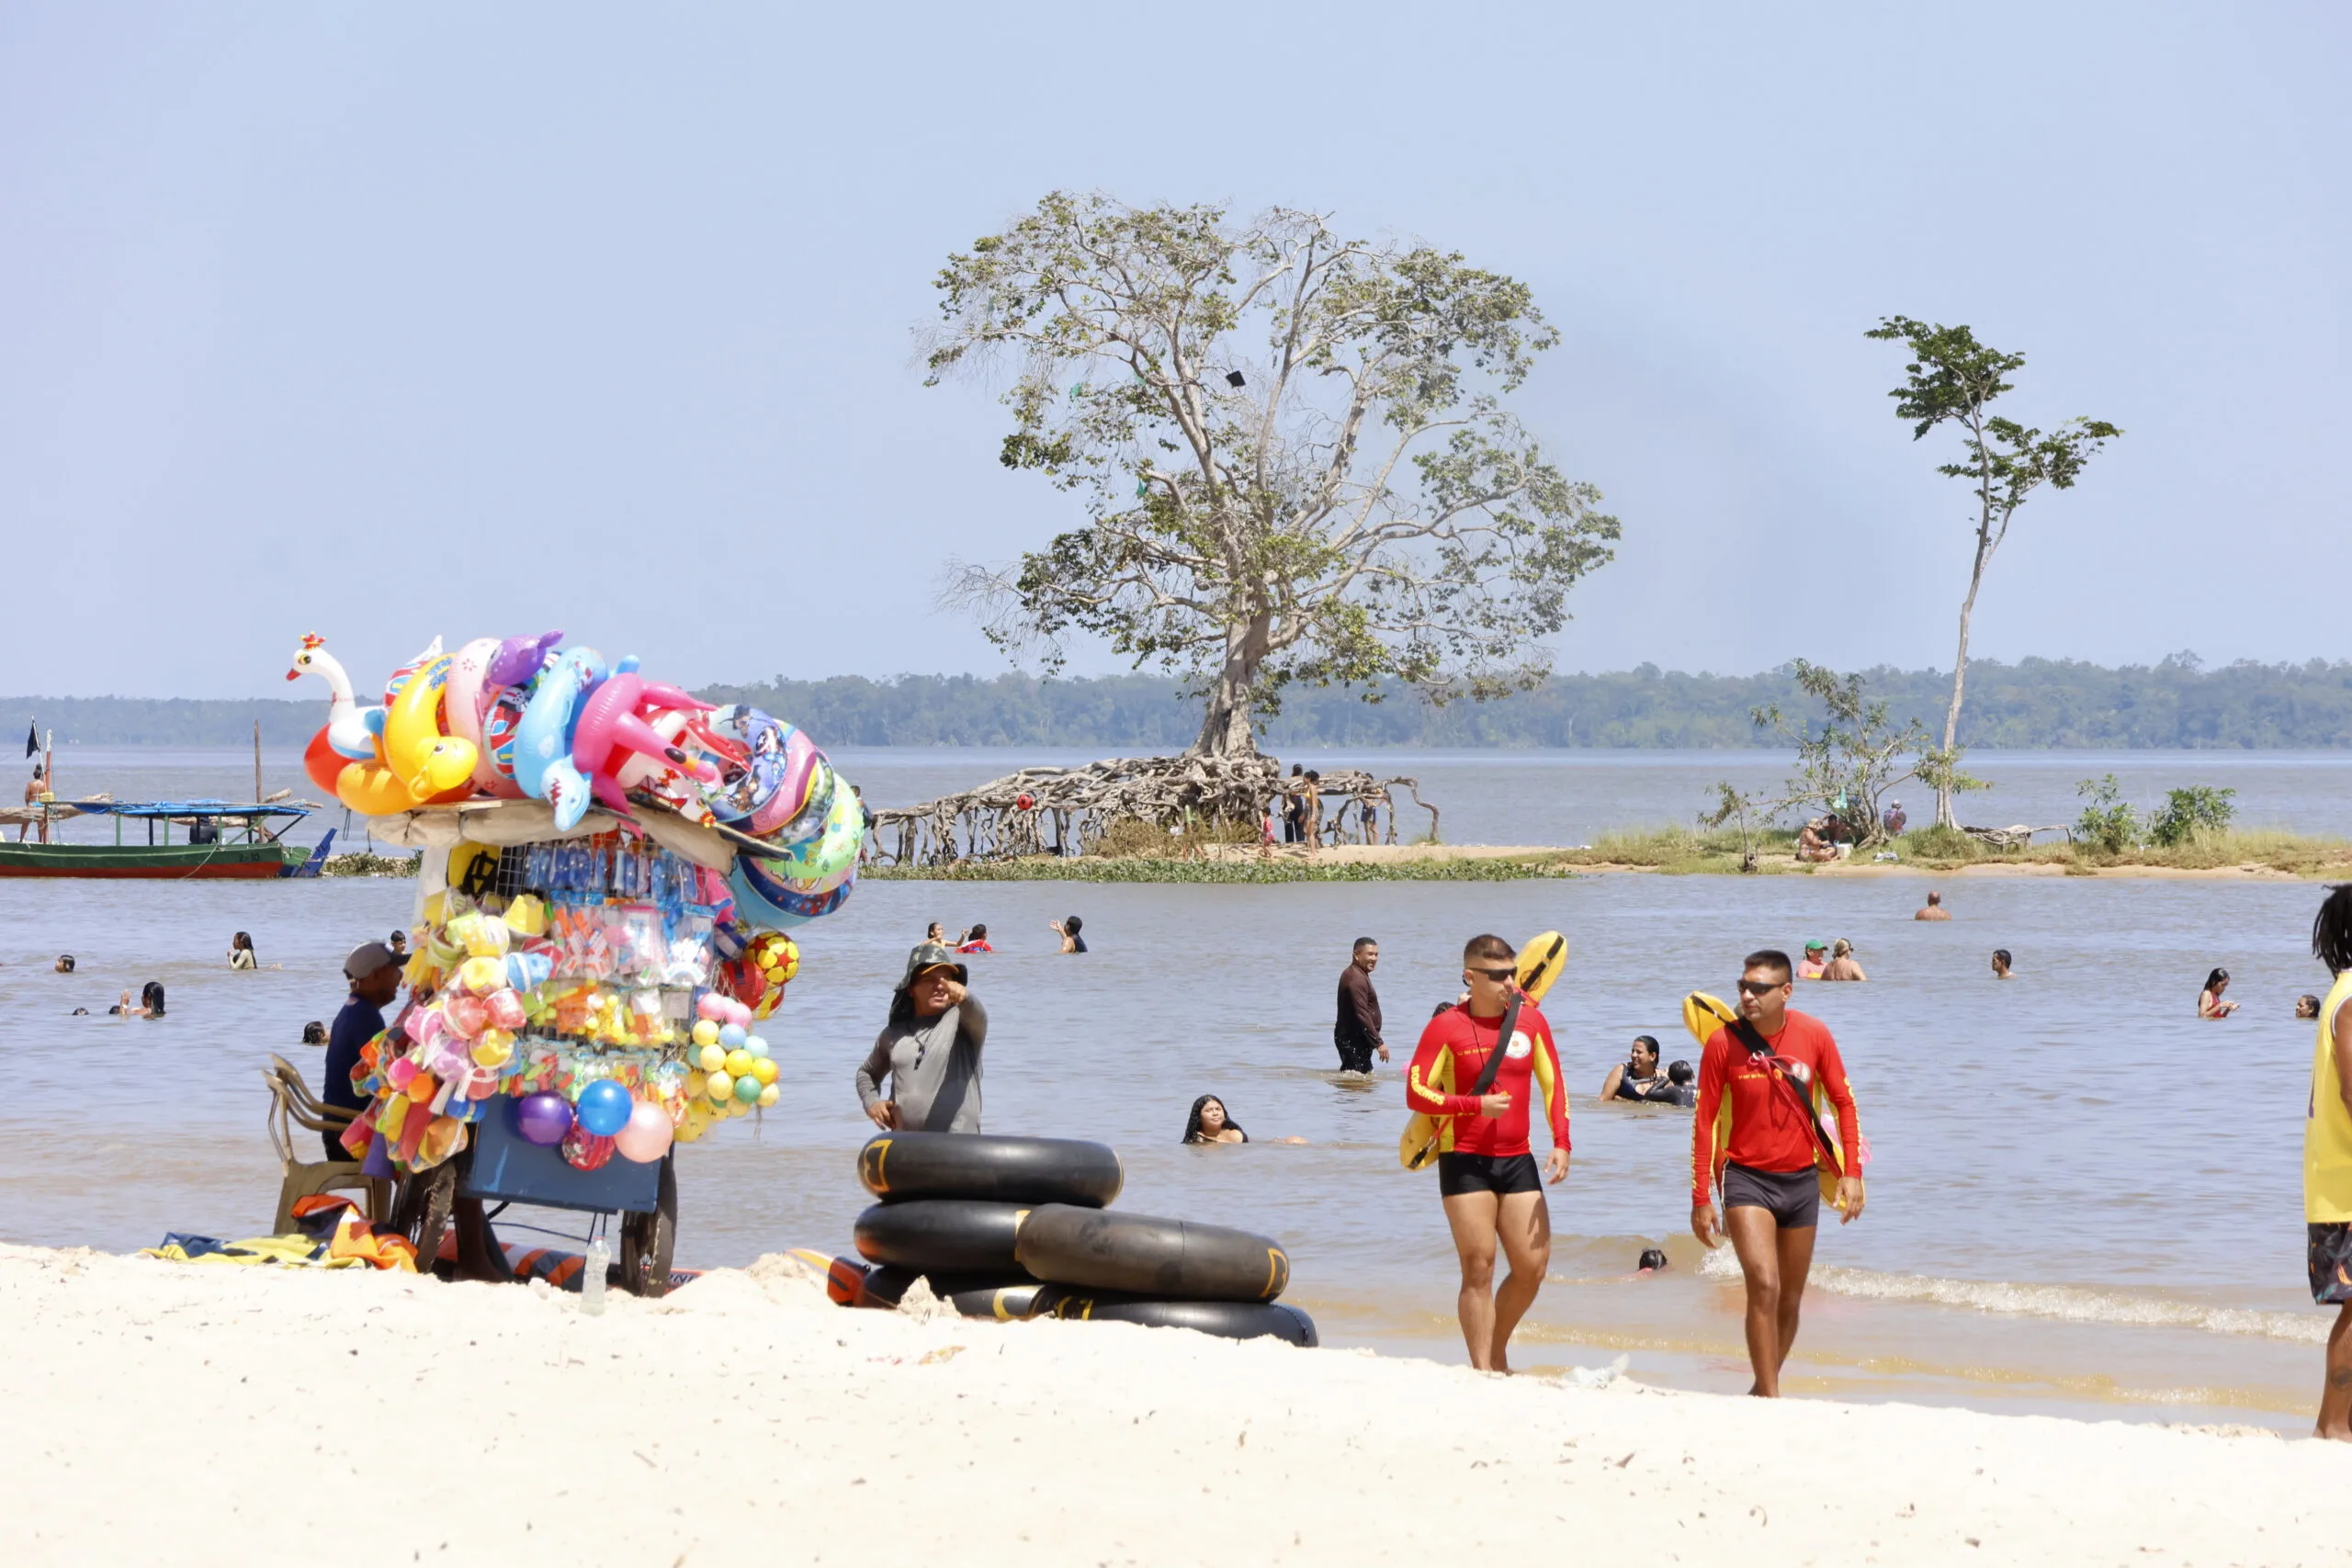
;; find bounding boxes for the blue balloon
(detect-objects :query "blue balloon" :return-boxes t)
[718,1023,747,1049]
[575,1079,633,1138]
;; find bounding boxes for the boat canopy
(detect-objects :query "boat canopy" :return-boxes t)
[64,799,315,820]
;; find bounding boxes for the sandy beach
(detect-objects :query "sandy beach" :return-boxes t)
[4,1242,2342,1567]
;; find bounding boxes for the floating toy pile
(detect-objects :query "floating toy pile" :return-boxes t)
[303,627,850,1181]
[290,629,859,930]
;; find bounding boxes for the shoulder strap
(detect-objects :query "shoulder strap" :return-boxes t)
[1728,1014,1842,1168]
[1466,995,1525,1097]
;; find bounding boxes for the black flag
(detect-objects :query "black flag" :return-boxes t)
[24,723,36,759]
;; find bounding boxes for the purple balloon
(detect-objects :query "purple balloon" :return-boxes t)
[514,1091,573,1147]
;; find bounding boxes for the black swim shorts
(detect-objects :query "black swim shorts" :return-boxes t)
[2310,1224,2352,1305]
[1722,1162,1820,1230]
[1437,1151,1543,1198]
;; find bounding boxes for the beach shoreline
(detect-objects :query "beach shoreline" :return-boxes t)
[5,1241,2343,1565]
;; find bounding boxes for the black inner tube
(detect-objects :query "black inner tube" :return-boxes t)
[1028,1285,1317,1347]
[1015,1204,1289,1302]
[856,1132,1123,1207]
[853,1199,1033,1275]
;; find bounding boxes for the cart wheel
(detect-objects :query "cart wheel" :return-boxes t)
[617,1156,678,1298]
[391,1160,458,1277]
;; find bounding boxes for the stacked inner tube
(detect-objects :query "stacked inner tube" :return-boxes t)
[838,1132,1315,1347]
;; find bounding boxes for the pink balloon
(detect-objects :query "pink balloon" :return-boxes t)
[614,1099,674,1164]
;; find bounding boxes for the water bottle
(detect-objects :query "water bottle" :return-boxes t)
[582,1237,610,1315]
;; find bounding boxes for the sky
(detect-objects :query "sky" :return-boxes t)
[1,2,2344,699]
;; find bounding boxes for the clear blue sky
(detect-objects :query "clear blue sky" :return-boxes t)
[2,2,2343,698]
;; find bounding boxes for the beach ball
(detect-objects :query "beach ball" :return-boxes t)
[576,1079,632,1138]
[732,1073,761,1104]
[750,932,797,988]
[562,1129,616,1171]
[718,1023,746,1049]
[750,1056,777,1087]
[692,1020,719,1048]
[514,1092,573,1147]
[615,1100,674,1164]
[756,1084,779,1108]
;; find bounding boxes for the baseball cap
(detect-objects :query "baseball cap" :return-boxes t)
[1804,939,1827,953]
[344,941,399,980]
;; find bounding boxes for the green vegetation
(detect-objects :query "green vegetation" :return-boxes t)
[1889,826,2352,876]
[321,852,423,877]
[2148,785,2239,848]
[16,654,2352,749]
[2073,774,2142,854]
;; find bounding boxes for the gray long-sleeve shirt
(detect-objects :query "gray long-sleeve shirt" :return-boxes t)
[854,994,989,1134]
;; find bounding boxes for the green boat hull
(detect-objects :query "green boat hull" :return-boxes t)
[0,841,303,879]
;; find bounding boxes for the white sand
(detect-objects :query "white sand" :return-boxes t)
[3,1242,2342,1566]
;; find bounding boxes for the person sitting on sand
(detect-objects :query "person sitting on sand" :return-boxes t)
[2199,967,2239,1019]
[1051,915,1087,953]
[1797,941,1829,980]
[1821,940,1867,982]
[956,923,994,954]
[1600,1034,1668,1102]
[2301,994,2324,1021]
[1992,949,2018,980]
[228,931,258,970]
[1795,819,1837,863]
[1916,889,1951,921]
[857,944,989,1134]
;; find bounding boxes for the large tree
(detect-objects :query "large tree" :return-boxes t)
[1867,316,2120,827]
[925,193,1620,757]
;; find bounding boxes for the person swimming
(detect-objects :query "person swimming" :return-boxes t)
[1992,949,2017,980]
[1600,1035,1668,1102]
[2301,993,2325,1020]
[2199,967,2239,1019]
[1183,1094,1247,1145]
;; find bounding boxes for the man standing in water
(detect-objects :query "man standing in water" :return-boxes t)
[1691,949,1865,1397]
[1406,933,1569,1371]
[2301,884,2352,1439]
[1334,937,1388,1073]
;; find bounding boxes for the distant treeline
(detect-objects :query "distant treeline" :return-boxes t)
[14,655,2352,750]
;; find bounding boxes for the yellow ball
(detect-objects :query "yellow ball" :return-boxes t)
[756,1083,779,1108]
[698,1043,727,1074]
[684,1070,707,1099]
[726,1095,752,1118]
[706,1070,734,1103]
[751,1056,778,1087]
[692,1019,719,1048]
[723,1048,753,1078]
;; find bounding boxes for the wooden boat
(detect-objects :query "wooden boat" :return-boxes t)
[0,800,318,879]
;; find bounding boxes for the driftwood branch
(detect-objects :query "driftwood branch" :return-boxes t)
[868,754,1436,864]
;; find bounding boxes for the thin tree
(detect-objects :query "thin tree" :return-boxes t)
[926,193,1620,758]
[1867,317,2120,827]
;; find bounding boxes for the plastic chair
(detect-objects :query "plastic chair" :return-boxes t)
[263,1064,390,1233]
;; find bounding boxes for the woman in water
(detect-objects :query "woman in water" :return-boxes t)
[1182,1094,1305,1145]
[1599,1035,1669,1102]
[300,1020,327,1045]
[1821,939,1868,982]
[2199,967,2239,1019]
[228,931,258,970]
[1183,1095,1248,1144]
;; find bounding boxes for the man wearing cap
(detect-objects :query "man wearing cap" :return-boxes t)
[1796,941,1829,981]
[856,943,989,1134]
[322,942,402,1161]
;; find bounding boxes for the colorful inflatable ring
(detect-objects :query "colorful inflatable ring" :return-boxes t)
[745,726,824,837]
[695,705,786,827]
[385,654,479,802]
[753,782,863,886]
[736,850,856,919]
[444,637,501,753]
[475,686,529,798]
[726,861,853,931]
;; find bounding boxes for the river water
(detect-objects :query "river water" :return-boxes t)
[3,748,2347,1430]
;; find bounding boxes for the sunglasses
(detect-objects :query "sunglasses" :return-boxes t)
[1465,966,1518,983]
[1736,978,1787,996]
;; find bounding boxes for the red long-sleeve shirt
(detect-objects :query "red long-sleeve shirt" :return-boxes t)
[1406,1002,1568,1158]
[1690,1009,1860,1205]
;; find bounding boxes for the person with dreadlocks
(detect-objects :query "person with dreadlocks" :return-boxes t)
[2301,884,2352,1439]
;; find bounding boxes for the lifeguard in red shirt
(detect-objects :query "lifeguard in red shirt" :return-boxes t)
[1405,932,1570,1372]
[1690,948,1866,1398]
